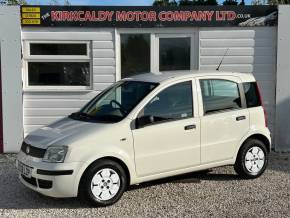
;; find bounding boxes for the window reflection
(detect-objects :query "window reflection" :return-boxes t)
[28,62,90,86]
[159,37,190,71]
[121,34,150,78]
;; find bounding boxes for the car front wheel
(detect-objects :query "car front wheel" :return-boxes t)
[79,159,127,207]
[234,139,268,179]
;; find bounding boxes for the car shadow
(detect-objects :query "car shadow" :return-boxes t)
[127,169,240,192]
[267,152,290,174]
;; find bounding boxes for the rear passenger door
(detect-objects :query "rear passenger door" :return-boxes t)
[197,76,249,164]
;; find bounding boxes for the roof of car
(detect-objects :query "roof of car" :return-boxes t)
[123,70,255,83]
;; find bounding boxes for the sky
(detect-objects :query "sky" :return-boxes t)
[27,0,252,6]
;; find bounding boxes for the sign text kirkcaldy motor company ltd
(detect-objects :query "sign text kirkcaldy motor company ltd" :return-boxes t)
[20,6,278,27]
[50,10,232,22]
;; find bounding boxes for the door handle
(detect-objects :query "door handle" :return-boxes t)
[236,116,246,121]
[184,124,196,130]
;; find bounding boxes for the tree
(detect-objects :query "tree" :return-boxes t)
[49,0,59,5]
[206,0,218,5]
[64,0,70,5]
[0,0,27,5]
[239,0,245,4]
[169,0,178,5]
[155,0,218,6]
[268,0,290,4]
[251,0,264,4]
[153,0,178,6]
[179,0,193,5]
[222,0,238,5]
[49,0,71,5]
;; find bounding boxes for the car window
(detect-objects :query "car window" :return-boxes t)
[138,81,193,125]
[200,79,241,114]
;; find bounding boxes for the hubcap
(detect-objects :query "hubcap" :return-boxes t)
[245,146,265,174]
[91,168,121,201]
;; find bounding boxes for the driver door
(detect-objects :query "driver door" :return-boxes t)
[132,80,200,177]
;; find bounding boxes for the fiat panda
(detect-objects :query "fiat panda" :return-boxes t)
[16,71,271,206]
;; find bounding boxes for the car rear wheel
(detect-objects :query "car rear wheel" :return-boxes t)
[234,139,268,179]
[79,159,127,207]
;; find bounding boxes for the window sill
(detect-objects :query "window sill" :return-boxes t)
[23,88,94,93]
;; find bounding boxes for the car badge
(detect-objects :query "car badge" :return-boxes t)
[26,145,30,154]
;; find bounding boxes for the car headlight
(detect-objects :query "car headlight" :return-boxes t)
[43,146,68,163]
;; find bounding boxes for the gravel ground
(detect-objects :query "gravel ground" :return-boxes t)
[0,153,289,218]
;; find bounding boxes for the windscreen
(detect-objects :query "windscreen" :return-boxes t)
[70,81,158,123]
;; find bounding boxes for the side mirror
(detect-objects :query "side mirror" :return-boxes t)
[136,115,154,128]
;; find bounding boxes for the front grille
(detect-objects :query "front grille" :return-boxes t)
[21,175,37,187]
[21,141,46,158]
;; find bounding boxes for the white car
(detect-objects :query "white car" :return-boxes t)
[16,71,271,206]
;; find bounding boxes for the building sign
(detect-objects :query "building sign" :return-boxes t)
[21,6,278,27]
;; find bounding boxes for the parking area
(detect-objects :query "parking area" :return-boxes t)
[0,153,289,218]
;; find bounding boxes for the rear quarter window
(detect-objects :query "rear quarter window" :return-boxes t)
[243,82,261,108]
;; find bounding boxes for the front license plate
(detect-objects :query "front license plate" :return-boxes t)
[17,161,32,178]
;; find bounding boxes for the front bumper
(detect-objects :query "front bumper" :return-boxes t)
[16,151,84,198]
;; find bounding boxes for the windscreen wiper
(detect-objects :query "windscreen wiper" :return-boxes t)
[69,112,93,120]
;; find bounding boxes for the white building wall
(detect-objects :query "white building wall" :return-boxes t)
[22,28,116,135]
[275,5,290,151]
[0,6,23,152]
[199,27,277,138]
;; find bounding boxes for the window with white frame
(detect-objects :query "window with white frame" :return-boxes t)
[117,30,196,78]
[24,41,91,89]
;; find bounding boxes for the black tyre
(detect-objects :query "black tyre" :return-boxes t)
[234,139,268,179]
[79,159,127,207]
